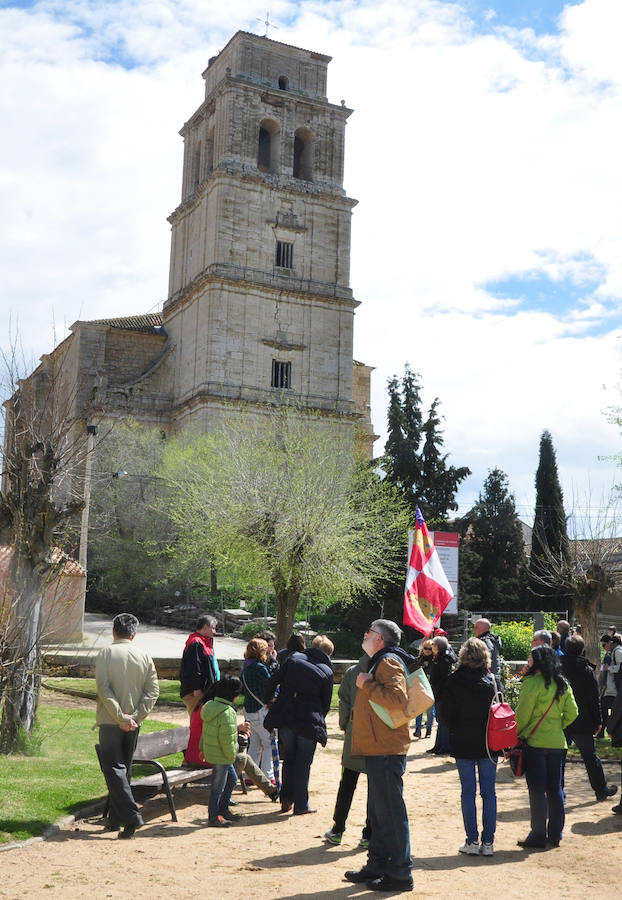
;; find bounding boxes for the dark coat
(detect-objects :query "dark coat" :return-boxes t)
[560,654,602,735]
[440,666,499,759]
[429,646,457,701]
[263,648,333,746]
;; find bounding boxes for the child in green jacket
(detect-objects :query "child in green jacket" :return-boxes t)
[201,676,242,827]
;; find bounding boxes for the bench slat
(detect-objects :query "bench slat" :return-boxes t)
[133,727,190,760]
[132,768,212,789]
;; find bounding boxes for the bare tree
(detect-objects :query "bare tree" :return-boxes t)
[0,336,89,752]
[528,494,622,664]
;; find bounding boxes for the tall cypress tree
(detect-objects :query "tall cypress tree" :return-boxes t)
[382,366,470,526]
[461,468,527,610]
[527,430,570,609]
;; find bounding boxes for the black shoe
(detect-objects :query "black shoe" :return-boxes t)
[344,868,382,884]
[366,875,414,892]
[517,838,546,849]
[547,839,560,848]
[596,785,618,801]
[612,803,622,815]
[413,730,422,738]
[268,787,280,802]
[425,747,439,754]
[294,807,317,815]
[280,800,292,813]
[118,824,140,840]
[425,729,432,738]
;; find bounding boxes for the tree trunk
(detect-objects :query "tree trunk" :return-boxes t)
[574,591,601,667]
[0,565,44,753]
[274,584,300,650]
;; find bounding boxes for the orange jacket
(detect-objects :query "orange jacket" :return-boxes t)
[351,654,411,756]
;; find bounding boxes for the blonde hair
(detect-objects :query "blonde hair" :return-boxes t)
[312,634,334,657]
[458,637,490,670]
[245,637,269,663]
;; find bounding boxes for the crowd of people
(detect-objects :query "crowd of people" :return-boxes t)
[95,612,622,893]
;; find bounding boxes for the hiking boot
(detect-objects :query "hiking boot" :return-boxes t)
[459,840,480,855]
[324,829,342,845]
[596,785,618,801]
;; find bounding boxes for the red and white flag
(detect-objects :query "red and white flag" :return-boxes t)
[403,507,454,636]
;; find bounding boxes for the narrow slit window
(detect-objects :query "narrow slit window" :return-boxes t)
[271,360,291,389]
[275,241,293,268]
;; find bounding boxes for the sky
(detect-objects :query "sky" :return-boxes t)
[2,0,622,536]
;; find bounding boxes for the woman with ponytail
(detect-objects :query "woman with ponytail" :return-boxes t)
[515,645,578,849]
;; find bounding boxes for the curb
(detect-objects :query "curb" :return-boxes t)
[0,801,106,853]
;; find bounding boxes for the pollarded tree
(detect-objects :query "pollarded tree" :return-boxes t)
[463,468,527,610]
[527,430,570,609]
[383,365,470,527]
[0,340,87,752]
[158,405,411,648]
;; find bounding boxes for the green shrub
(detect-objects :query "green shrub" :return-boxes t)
[494,620,533,661]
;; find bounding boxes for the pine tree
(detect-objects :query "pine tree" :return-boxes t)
[527,430,570,609]
[461,468,527,610]
[382,365,470,526]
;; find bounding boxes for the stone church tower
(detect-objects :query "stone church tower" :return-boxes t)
[162,31,374,448]
[8,32,375,480]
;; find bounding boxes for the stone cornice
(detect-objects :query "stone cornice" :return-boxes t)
[162,263,359,318]
[169,167,357,224]
[171,389,359,422]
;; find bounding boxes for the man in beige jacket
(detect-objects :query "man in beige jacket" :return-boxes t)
[96,613,159,839]
[345,619,415,893]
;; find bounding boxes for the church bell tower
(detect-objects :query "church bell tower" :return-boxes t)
[162,31,367,443]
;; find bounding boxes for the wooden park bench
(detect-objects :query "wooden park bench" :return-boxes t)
[96,725,213,823]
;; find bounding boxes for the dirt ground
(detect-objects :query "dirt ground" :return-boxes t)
[0,693,621,900]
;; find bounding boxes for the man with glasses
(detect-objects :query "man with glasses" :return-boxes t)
[345,619,415,893]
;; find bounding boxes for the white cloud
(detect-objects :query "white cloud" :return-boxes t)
[1,0,621,531]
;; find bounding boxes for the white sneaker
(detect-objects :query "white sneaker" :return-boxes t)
[459,841,480,855]
[481,842,494,856]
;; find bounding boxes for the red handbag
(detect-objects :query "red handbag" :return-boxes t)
[504,696,556,777]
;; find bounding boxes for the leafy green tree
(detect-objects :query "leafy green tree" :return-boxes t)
[460,468,527,610]
[527,430,570,609]
[158,406,411,647]
[87,420,175,607]
[383,365,470,527]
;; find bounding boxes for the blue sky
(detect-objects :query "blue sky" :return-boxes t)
[1,0,622,537]
[465,0,579,32]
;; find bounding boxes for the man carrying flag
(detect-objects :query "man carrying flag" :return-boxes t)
[403,508,454,638]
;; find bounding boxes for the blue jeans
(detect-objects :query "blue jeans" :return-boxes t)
[455,757,497,845]
[524,746,565,844]
[208,764,237,821]
[278,725,317,814]
[415,705,435,733]
[365,754,412,881]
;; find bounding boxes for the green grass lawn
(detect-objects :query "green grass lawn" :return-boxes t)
[0,707,179,845]
[44,677,341,709]
[43,677,183,705]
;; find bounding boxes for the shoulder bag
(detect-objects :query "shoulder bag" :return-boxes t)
[506,694,556,777]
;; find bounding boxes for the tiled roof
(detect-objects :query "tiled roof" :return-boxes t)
[88,313,164,334]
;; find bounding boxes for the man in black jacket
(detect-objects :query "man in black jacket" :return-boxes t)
[179,614,219,716]
[561,635,617,802]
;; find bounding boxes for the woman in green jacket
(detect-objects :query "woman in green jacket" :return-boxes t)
[200,676,242,828]
[515,646,578,849]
